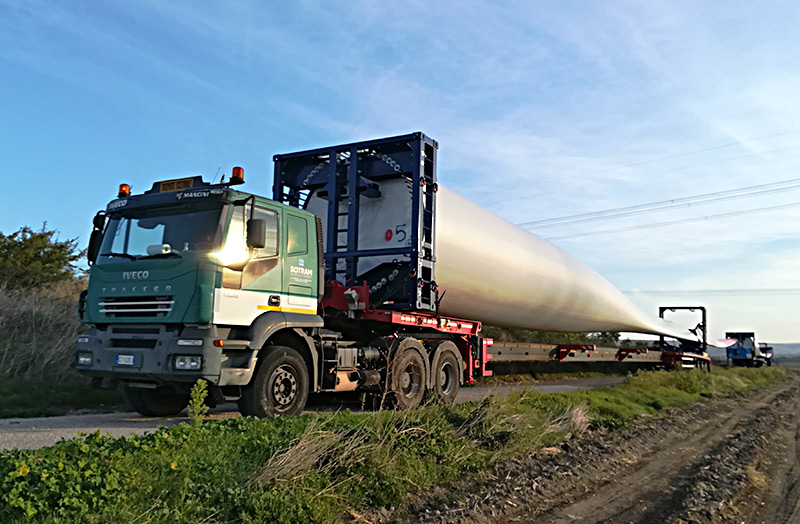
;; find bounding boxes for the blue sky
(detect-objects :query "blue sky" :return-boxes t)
[2,1,799,341]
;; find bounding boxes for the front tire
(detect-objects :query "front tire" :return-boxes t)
[125,386,189,417]
[238,346,309,417]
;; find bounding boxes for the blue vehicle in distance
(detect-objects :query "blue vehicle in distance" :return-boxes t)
[726,332,773,367]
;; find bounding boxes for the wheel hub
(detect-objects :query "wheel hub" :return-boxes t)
[271,366,297,406]
[400,363,421,397]
[439,362,455,394]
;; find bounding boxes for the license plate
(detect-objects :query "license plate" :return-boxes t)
[116,354,135,366]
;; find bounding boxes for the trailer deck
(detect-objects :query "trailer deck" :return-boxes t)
[485,341,711,371]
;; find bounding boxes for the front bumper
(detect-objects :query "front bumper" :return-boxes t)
[76,324,258,387]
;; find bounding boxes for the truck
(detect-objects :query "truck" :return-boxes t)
[76,132,710,417]
[725,332,773,367]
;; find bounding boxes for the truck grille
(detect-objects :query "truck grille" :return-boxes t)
[100,296,174,318]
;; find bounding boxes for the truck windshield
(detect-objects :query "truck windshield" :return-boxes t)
[98,204,224,262]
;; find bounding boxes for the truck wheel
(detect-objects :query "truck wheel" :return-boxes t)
[238,346,309,417]
[389,340,427,410]
[125,386,189,417]
[432,346,461,405]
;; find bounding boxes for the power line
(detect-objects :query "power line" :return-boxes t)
[518,177,800,229]
[543,201,800,241]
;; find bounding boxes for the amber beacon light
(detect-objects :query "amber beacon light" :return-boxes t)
[230,166,244,185]
[118,183,131,197]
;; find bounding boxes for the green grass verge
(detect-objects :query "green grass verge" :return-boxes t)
[0,366,791,523]
[0,379,128,419]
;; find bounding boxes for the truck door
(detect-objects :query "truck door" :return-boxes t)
[282,212,318,315]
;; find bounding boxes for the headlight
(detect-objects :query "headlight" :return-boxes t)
[174,355,203,370]
[77,335,90,344]
[177,339,203,347]
[77,352,93,366]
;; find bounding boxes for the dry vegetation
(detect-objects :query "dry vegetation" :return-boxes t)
[0,281,85,381]
[0,281,126,417]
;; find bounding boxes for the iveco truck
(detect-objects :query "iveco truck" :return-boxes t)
[77,133,487,416]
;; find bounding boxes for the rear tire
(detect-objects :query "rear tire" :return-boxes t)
[125,386,189,417]
[238,346,309,417]
[389,339,427,410]
[431,346,461,405]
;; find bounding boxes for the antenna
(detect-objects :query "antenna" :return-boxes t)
[213,167,222,183]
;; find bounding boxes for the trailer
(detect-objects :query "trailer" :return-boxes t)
[476,309,711,375]
[76,133,710,417]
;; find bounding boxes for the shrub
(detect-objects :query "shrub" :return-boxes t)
[0,226,83,289]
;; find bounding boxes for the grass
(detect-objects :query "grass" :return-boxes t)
[0,366,791,523]
[0,378,128,419]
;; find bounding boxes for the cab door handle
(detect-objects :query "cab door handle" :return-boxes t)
[268,295,281,307]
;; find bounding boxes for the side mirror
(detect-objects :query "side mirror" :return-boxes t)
[246,219,266,249]
[87,229,103,265]
[93,212,106,230]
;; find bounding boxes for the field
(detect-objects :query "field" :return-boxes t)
[0,366,790,523]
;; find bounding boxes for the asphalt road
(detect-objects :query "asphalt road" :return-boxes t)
[0,376,623,451]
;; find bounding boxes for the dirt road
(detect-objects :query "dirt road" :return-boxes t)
[0,376,623,451]
[402,375,800,524]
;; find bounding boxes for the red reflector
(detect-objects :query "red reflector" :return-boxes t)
[213,340,224,347]
[231,166,244,183]
[118,184,131,197]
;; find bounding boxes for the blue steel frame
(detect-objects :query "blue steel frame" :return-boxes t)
[272,132,438,312]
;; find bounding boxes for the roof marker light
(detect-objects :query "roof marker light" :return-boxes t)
[118,184,131,198]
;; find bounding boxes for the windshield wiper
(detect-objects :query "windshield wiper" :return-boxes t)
[99,252,137,260]
[138,252,183,260]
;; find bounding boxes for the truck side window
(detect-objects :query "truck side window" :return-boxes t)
[287,215,308,255]
[249,207,279,258]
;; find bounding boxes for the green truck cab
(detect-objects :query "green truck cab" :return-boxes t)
[77,172,324,417]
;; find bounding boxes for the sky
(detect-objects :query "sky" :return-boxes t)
[1,1,799,342]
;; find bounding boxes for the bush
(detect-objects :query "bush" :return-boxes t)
[0,226,83,289]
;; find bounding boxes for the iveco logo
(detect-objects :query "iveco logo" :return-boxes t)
[107,199,128,210]
[122,270,150,280]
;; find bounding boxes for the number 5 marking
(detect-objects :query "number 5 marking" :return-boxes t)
[395,224,407,243]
